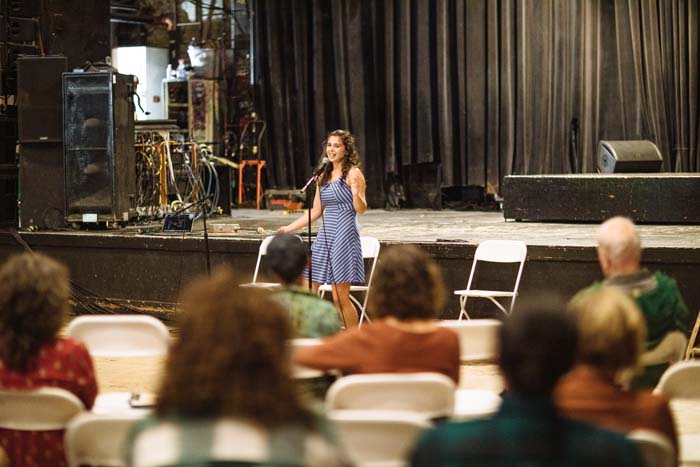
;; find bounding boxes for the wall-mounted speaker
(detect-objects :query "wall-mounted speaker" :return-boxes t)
[597,140,663,173]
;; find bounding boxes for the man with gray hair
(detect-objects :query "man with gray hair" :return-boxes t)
[574,216,689,387]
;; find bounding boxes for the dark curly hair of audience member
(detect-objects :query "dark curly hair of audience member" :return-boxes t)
[366,244,446,320]
[0,253,71,373]
[499,293,578,396]
[266,234,306,284]
[318,129,361,186]
[155,265,314,428]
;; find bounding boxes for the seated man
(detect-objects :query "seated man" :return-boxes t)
[410,293,644,467]
[267,233,342,337]
[574,216,689,387]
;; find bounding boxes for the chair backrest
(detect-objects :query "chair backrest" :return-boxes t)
[65,412,144,467]
[360,236,380,284]
[66,315,170,357]
[627,429,676,467]
[465,239,527,298]
[326,373,455,419]
[0,387,84,430]
[330,410,431,467]
[654,361,700,399]
[289,338,324,379]
[438,319,501,362]
[640,331,688,367]
[251,235,277,283]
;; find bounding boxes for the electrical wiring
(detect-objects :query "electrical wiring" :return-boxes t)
[6,229,177,325]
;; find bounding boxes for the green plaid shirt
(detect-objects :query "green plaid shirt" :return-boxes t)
[411,395,645,467]
[273,286,343,338]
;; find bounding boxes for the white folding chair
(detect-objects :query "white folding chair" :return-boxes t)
[65,412,144,467]
[438,319,501,362]
[66,315,170,358]
[640,331,687,367]
[319,236,380,326]
[627,429,676,467]
[67,314,169,415]
[654,361,700,399]
[454,240,527,319]
[240,235,288,289]
[326,373,455,420]
[0,387,84,431]
[330,410,431,467]
[452,388,502,421]
[654,361,700,466]
[289,338,324,379]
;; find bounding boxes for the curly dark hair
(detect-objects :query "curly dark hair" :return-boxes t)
[366,244,446,320]
[156,265,314,428]
[318,129,361,186]
[0,253,70,372]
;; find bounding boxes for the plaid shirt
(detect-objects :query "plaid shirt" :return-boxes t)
[273,286,343,338]
[125,414,351,467]
[410,394,645,467]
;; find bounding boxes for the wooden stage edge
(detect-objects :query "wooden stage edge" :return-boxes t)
[0,209,699,321]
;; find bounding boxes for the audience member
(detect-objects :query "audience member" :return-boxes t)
[574,216,689,387]
[0,253,97,467]
[267,233,342,337]
[410,293,644,467]
[125,266,350,466]
[556,286,678,450]
[294,244,460,383]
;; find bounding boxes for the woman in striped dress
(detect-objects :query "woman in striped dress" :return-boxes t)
[280,130,367,328]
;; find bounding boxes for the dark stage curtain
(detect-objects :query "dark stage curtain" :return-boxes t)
[253,0,700,207]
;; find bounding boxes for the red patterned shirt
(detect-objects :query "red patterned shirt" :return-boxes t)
[0,337,97,467]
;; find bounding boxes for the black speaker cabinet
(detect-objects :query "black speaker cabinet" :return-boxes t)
[597,140,663,173]
[19,143,65,229]
[63,71,136,223]
[3,0,41,18]
[18,55,67,143]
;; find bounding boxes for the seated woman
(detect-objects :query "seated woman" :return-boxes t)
[555,286,678,450]
[0,253,97,467]
[267,233,343,337]
[294,244,460,384]
[125,266,349,467]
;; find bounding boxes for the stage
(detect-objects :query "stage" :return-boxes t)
[1,209,699,322]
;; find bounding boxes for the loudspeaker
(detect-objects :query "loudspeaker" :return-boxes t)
[19,143,65,229]
[0,16,38,43]
[405,162,442,209]
[597,140,663,173]
[63,71,136,222]
[18,55,67,143]
[3,0,41,18]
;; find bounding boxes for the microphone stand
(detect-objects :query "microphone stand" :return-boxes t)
[301,172,320,292]
[171,195,212,276]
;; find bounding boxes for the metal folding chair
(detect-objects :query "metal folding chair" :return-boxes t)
[454,240,527,319]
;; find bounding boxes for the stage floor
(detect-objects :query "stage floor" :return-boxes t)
[221,209,700,249]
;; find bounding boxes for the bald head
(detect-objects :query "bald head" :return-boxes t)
[595,216,641,277]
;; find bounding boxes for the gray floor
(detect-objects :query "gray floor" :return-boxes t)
[211,208,700,249]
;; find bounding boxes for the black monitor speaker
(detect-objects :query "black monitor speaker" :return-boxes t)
[597,140,663,173]
[18,56,67,143]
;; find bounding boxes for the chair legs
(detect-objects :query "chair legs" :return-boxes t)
[685,310,700,360]
[320,287,371,327]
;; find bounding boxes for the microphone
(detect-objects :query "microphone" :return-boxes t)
[313,157,330,176]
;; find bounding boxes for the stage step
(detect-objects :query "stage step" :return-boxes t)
[503,173,700,223]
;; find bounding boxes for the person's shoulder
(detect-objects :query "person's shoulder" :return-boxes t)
[564,418,643,463]
[653,271,680,289]
[55,337,91,357]
[347,166,364,178]
[414,419,491,452]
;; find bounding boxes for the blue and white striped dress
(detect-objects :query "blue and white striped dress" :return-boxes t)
[306,177,365,285]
